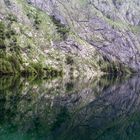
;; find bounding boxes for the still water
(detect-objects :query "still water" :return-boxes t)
[0,75,140,140]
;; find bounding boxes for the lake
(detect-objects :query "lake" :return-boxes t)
[0,75,140,140]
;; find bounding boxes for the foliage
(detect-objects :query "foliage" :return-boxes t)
[33,14,42,29]
[44,66,63,78]
[6,14,17,23]
[0,22,6,49]
[66,56,74,65]
[0,59,14,74]
[50,15,70,40]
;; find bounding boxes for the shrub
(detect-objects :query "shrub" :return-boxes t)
[7,55,21,72]
[43,67,63,78]
[0,39,6,49]
[0,58,14,74]
[22,62,44,76]
[6,14,17,22]
[0,22,6,49]
[34,14,41,30]
[50,15,70,40]
[30,62,44,75]
[66,56,74,65]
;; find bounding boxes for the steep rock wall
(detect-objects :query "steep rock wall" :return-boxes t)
[28,0,140,72]
[0,0,138,76]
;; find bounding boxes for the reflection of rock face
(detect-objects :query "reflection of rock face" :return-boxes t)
[0,75,140,140]
[0,76,105,139]
[63,75,140,140]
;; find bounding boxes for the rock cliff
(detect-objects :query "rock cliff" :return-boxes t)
[1,0,139,76]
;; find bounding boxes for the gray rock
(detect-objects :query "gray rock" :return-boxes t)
[27,0,140,71]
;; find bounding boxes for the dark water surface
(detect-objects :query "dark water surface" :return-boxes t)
[0,75,140,140]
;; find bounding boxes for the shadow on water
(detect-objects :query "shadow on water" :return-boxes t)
[0,74,139,140]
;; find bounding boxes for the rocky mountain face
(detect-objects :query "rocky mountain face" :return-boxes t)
[0,0,139,76]
[28,0,140,71]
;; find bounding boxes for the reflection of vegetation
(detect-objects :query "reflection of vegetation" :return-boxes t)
[65,82,74,92]
[0,74,135,140]
[0,75,19,90]
[0,76,78,139]
[51,107,70,131]
[97,55,134,74]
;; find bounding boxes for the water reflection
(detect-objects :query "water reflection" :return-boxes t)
[0,75,139,140]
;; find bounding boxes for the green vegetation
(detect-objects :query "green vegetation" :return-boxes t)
[0,0,136,78]
[66,55,74,65]
[6,14,17,23]
[50,15,70,40]
[0,49,62,77]
[0,50,21,74]
[21,61,45,76]
[43,67,63,79]
[98,56,134,74]
[33,14,42,29]
[0,21,62,78]
[27,11,42,29]
[0,59,14,74]
[0,20,21,74]
[0,22,6,49]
